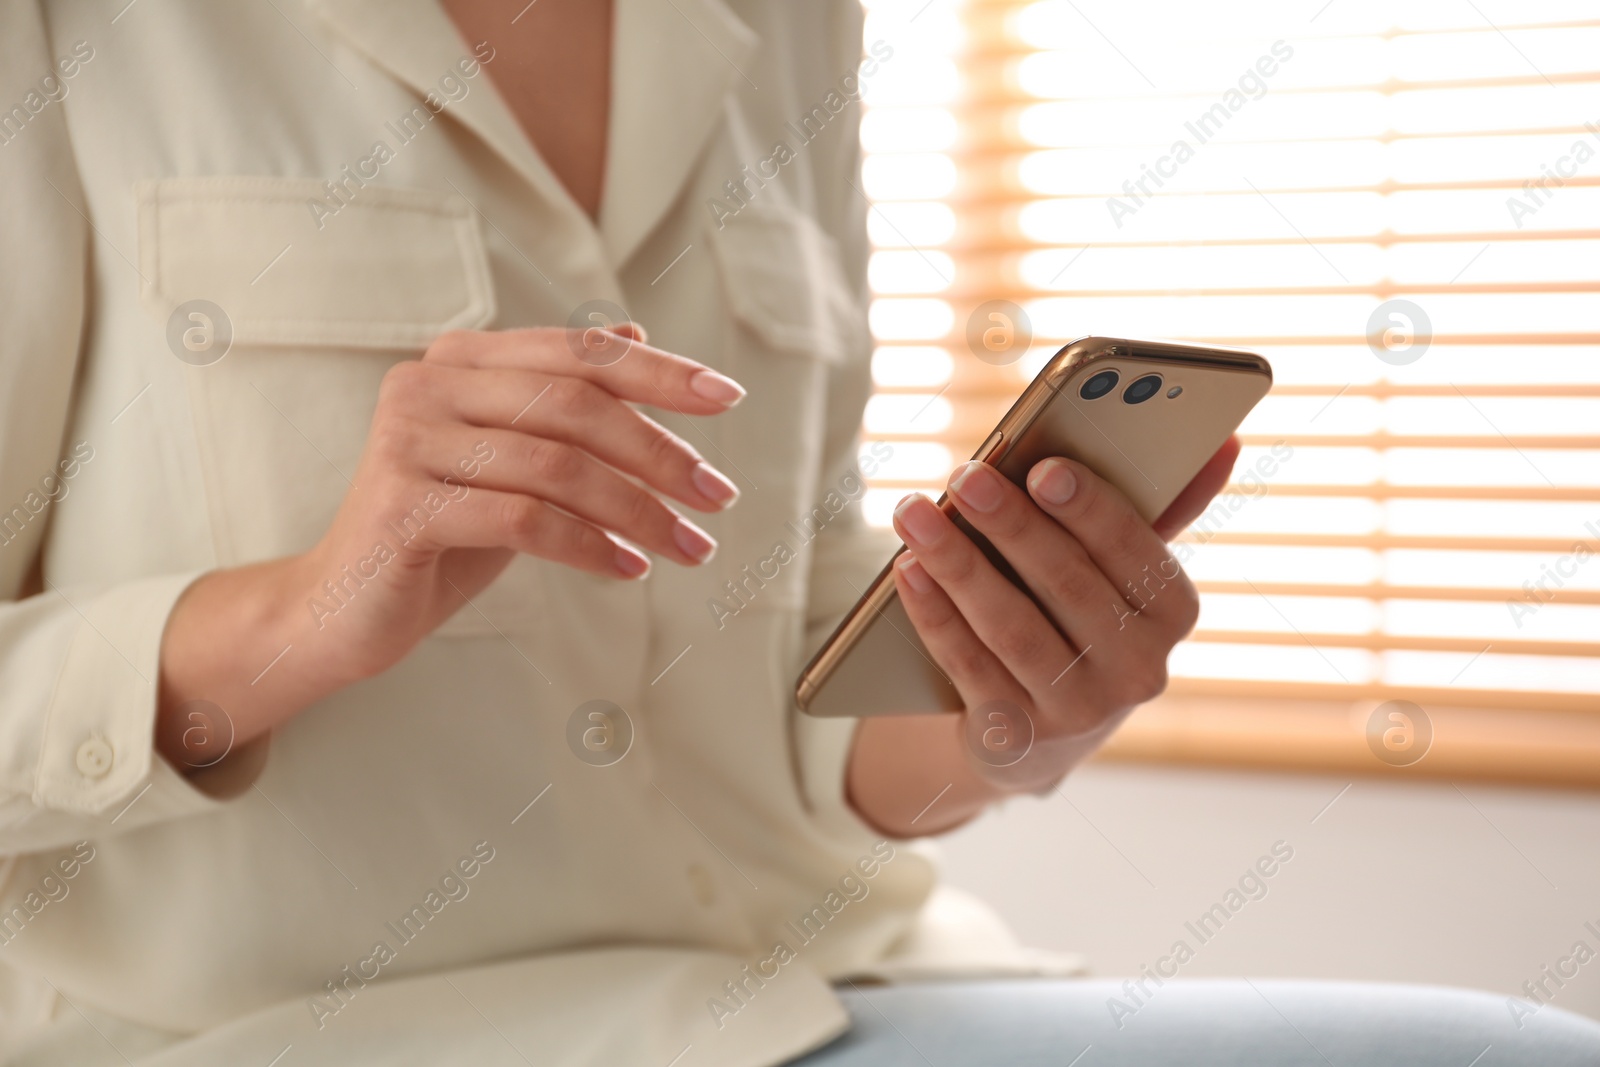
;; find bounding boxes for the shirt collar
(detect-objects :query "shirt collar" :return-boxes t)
[601,0,758,265]
[302,0,757,271]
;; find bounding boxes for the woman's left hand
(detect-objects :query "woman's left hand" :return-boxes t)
[847,438,1239,833]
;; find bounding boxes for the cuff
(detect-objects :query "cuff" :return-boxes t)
[795,710,876,841]
[33,572,220,823]
[796,523,901,841]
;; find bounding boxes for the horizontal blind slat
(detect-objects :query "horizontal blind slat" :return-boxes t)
[859,0,1600,737]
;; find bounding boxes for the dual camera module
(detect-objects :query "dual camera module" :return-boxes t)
[1078,369,1182,404]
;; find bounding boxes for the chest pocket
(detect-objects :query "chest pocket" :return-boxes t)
[709,208,861,367]
[704,207,871,615]
[136,177,541,636]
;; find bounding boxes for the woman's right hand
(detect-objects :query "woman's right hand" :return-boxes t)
[155,325,744,771]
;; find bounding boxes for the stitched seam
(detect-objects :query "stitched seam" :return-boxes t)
[29,592,106,807]
[148,183,479,341]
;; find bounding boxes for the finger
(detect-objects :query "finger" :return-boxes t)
[897,548,1115,760]
[1026,458,1198,630]
[1153,435,1241,541]
[426,328,745,416]
[610,321,648,345]
[388,362,740,512]
[411,484,652,580]
[944,460,1133,647]
[892,493,1075,695]
[426,425,718,567]
[892,552,1029,709]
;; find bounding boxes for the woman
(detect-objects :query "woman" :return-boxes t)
[2,0,1596,1063]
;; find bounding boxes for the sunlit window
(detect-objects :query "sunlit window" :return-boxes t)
[856,0,1600,781]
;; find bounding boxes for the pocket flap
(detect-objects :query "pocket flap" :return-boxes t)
[708,209,862,364]
[137,177,496,350]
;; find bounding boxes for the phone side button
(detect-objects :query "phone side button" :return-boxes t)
[973,430,1005,462]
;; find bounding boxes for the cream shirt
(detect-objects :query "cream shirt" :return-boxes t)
[0,2,1078,1063]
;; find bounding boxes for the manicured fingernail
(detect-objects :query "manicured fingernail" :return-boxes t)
[894,494,946,547]
[950,462,1003,513]
[690,370,746,407]
[691,462,740,508]
[896,553,934,595]
[1030,459,1078,506]
[615,544,651,579]
[674,518,718,563]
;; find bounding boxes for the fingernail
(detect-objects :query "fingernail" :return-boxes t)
[950,462,1004,514]
[615,544,651,579]
[896,553,934,595]
[1030,459,1078,506]
[691,462,740,508]
[674,518,718,563]
[894,494,946,547]
[690,370,746,407]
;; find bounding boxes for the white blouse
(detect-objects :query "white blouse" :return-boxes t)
[0,1,1077,1063]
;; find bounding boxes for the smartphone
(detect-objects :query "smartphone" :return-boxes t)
[795,335,1273,718]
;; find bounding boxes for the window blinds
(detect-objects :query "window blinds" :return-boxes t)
[857,0,1600,780]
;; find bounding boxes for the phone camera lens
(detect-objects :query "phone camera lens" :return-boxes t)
[1123,374,1163,405]
[1079,369,1119,400]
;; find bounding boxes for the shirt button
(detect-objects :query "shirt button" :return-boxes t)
[687,863,716,907]
[75,737,114,779]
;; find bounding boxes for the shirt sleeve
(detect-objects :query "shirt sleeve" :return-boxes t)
[790,0,907,839]
[0,2,220,855]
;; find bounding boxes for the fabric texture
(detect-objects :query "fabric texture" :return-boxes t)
[0,0,1072,1063]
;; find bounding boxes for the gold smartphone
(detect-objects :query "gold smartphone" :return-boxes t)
[796,335,1273,718]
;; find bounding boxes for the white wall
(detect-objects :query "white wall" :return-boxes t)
[937,762,1600,1022]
